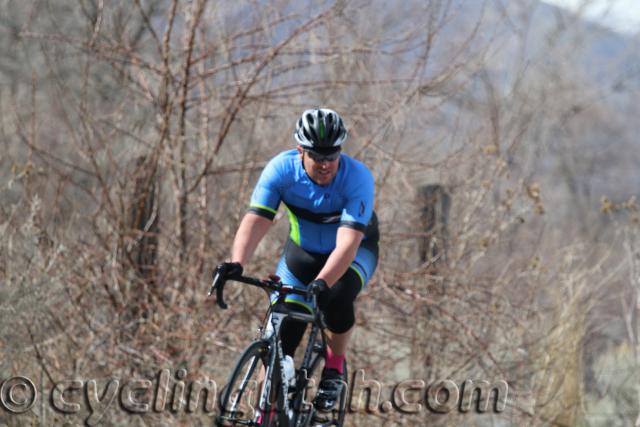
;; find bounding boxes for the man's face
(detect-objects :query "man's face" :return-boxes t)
[297,146,340,186]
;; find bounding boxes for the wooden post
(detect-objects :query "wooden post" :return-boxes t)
[417,184,450,268]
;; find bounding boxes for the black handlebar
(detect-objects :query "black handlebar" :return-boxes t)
[208,273,312,310]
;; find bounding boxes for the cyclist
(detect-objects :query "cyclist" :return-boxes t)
[214,107,379,411]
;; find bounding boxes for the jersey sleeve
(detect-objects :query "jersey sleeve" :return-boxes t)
[340,164,374,232]
[248,156,284,220]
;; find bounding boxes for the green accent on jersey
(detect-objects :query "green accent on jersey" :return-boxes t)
[319,120,325,140]
[349,265,365,290]
[285,205,301,245]
[250,203,277,215]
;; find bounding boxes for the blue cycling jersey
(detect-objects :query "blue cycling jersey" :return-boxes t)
[249,149,375,254]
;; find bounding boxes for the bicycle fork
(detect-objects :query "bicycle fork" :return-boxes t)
[257,312,297,426]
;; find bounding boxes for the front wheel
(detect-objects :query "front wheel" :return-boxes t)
[217,340,275,427]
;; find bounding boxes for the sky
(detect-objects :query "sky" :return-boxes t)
[544,0,640,34]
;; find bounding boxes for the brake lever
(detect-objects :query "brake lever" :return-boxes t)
[209,271,228,309]
[307,293,326,329]
[207,278,216,297]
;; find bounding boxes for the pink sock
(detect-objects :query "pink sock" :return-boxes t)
[325,347,345,374]
[256,407,275,424]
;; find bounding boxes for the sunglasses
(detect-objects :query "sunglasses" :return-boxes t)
[304,149,341,162]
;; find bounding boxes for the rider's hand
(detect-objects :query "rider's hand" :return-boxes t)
[213,262,243,282]
[306,279,330,310]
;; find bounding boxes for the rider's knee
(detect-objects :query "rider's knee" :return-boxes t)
[324,300,355,334]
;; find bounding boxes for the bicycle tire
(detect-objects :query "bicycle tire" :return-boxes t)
[295,350,348,427]
[217,340,274,427]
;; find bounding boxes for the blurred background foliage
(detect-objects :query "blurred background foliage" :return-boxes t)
[1,0,639,425]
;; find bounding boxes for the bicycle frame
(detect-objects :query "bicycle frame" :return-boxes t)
[258,298,328,426]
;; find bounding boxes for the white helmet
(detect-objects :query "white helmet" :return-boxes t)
[294,108,347,151]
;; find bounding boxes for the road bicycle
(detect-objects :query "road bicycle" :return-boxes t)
[209,272,348,426]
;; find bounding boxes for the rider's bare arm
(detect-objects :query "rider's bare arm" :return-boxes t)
[315,226,364,287]
[230,212,273,265]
